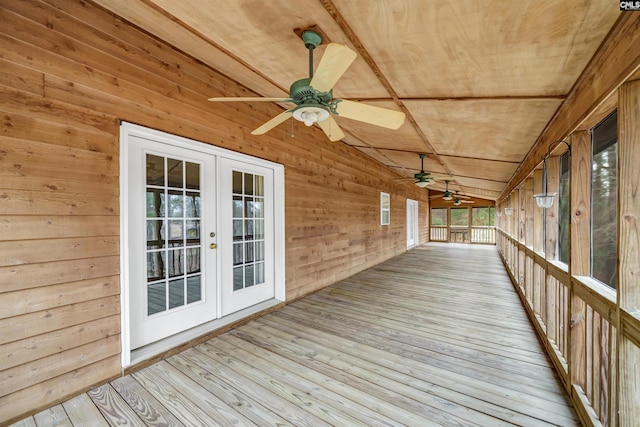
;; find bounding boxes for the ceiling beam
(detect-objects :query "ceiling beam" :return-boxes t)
[317,0,454,177]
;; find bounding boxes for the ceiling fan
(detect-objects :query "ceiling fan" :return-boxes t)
[208,31,405,141]
[449,193,474,206]
[396,154,457,187]
[430,180,470,201]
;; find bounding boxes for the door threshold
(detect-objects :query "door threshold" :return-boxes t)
[127,299,284,371]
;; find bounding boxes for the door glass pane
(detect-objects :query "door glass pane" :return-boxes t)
[233,196,243,217]
[147,282,165,315]
[233,171,243,193]
[233,266,243,291]
[147,220,165,249]
[146,189,165,218]
[233,243,243,265]
[168,191,184,218]
[145,154,202,316]
[169,278,185,309]
[167,158,183,188]
[187,276,201,303]
[231,170,266,291]
[185,192,200,217]
[186,162,200,190]
[244,174,254,195]
[255,175,264,196]
[146,155,164,186]
[245,264,255,288]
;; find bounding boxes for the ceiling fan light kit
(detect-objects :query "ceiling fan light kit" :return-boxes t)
[292,105,330,126]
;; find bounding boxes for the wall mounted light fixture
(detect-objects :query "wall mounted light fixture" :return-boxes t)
[533,140,570,208]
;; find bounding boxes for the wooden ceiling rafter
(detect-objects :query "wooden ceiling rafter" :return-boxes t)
[317,0,454,177]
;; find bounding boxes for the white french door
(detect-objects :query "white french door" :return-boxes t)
[127,135,218,349]
[407,199,419,249]
[121,123,284,357]
[219,159,275,316]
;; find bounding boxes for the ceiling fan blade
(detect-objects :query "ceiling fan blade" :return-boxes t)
[309,43,357,92]
[251,110,293,135]
[334,100,405,130]
[317,116,345,142]
[209,97,293,102]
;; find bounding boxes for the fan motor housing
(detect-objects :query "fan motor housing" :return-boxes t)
[290,78,332,104]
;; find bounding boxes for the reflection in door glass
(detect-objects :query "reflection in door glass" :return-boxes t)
[146,154,202,316]
[232,171,265,291]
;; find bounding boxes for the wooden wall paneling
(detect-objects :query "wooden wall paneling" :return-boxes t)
[2,334,120,398]
[0,216,119,242]
[617,79,640,426]
[0,0,435,422]
[0,255,120,294]
[524,178,534,302]
[0,276,119,319]
[0,295,120,346]
[0,315,120,371]
[0,355,121,425]
[568,130,591,403]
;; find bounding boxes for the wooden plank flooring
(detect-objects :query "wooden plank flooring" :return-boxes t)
[10,243,578,426]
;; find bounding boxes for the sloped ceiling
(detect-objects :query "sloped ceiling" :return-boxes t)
[94,0,620,200]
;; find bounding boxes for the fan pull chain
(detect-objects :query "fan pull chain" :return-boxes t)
[291,116,295,138]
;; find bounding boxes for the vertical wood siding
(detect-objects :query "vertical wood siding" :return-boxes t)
[0,0,431,423]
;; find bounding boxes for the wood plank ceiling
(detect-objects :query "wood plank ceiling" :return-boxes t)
[93,0,620,200]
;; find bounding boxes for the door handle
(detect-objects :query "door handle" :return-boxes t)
[209,243,217,249]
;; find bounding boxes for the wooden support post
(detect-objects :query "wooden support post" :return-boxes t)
[544,156,561,346]
[533,170,544,253]
[569,130,591,395]
[524,178,534,301]
[617,79,640,426]
[532,170,545,318]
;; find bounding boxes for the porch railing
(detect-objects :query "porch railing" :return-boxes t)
[430,226,496,244]
[471,226,496,244]
[429,226,447,241]
[497,229,617,426]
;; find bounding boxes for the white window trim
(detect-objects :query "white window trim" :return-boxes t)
[380,192,390,225]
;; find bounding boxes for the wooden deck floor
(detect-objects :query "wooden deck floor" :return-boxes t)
[11,243,578,426]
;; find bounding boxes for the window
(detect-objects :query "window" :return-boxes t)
[591,111,618,289]
[380,192,390,225]
[430,208,447,226]
[450,207,469,226]
[558,151,570,264]
[472,207,495,226]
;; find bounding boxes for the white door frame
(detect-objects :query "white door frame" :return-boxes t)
[119,122,285,366]
[406,198,419,249]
